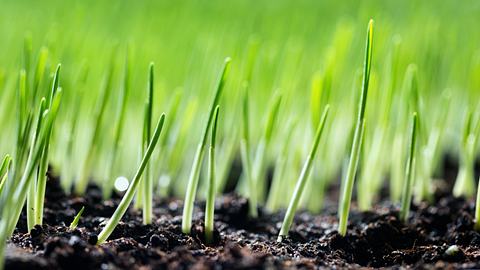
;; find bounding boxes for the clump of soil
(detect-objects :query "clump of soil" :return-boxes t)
[5,174,480,269]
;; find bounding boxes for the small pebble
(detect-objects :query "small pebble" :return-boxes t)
[445,245,460,256]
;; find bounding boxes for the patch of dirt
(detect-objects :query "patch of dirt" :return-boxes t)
[5,174,480,269]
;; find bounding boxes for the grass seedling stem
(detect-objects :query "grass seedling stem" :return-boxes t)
[35,64,61,226]
[181,57,231,234]
[97,113,165,244]
[142,63,154,224]
[277,105,330,242]
[338,19,373,236]
[69,206,85,230]
[205,106,220,244]
[399,112,418,222]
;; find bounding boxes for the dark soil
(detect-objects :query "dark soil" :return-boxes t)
[5,170,480,269]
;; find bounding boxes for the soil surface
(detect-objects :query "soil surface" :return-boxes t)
[5,170,480,269]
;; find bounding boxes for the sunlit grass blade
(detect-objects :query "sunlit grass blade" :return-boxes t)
[97,113,165,244]
[252,92,282,202]
[338,19,374,236]
[453,109,479,197]
[266,118,297,211]
[35,64,61,226]
[205,106,220,244]
[277,105,330,242]
[6,88,63,237]
[69,206,85,230]
[181,57,231,234]
[239,83,257,217]
[142,62,154,224]
[399,112,418,222]
[27,98,47,231]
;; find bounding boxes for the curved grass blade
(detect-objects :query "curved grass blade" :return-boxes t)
[97,113,165,244]
[277,105,330,242]
[338,19,374,236]
[205,106,220,244]
[181,57,231,234]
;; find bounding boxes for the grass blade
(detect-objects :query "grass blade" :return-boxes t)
[338,19,374,236]
[277,105,330,241]
[142,62,154,224]
[97,113,165,244]
[399,112,418,222]
[181,57,231,234]
[69,206,85,230]
[205,106,220,244]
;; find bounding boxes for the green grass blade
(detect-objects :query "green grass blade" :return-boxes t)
[338,19,374,236]
[399,112,418,222]
[69,206,85,230]
[205,105,220,244]
[35,64,61,226]
[27,98,47,232]
[97,113,165,245]
[142,62,154,224]
[6,88,63,237]
[277,105,330,241]
[181,57,231,234]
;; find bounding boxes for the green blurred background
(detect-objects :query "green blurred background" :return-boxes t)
[0,0,479,209]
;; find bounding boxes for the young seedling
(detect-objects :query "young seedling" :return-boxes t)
[453,110,480,198]
[97,113,165,244]
[338,19,374,236]
[277,105,330,242]
[205,106,220,244]
[69,206,85,230]
[252,93,282,203]
[399,112,418,222]
[266,118,297,212]
[239,84,257,217]
[35,64,61,226]
[142,63,154,224]
[181,57,231,234]
[27,98,47,231]
[6,88,63,237]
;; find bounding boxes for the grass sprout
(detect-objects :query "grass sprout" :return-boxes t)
[142,63,155,224]
[453,110,480,198]
[205,106,220,244]
[240,83,257,217]
[399,112,418,222]
[97,113,166,244]
[338,19,374,236]
[181,57,231,234]
[34,64,61,226]
[277,105,330,242]
[69,206,85,230]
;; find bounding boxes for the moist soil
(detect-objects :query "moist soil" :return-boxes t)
[5,167,480,269]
